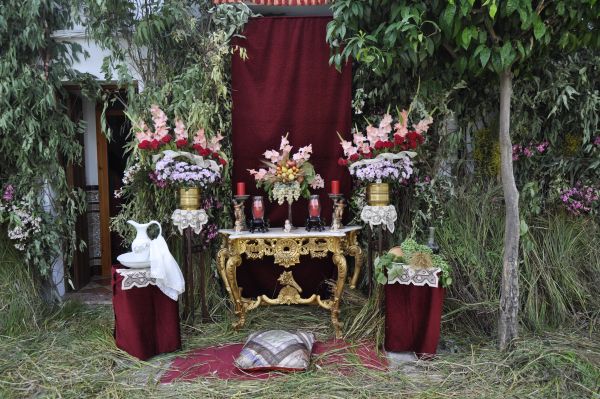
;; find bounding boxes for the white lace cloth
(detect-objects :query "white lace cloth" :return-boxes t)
[116,268,156,290]
[360,205,398,233]
[387,263,441,287]
[171,209,208,234]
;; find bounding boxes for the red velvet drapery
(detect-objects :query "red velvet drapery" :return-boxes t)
[231,17,352,298]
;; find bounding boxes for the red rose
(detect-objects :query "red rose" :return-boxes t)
[138,140,149,150]
[219,158,227,166]
[212,151,220,159]
[374,140,385,150]
[349,153,359,162]
[176,139,188,148]
[393,134,404,145]
[161,135,172,144]
[150,139,160,150]
[200,148,211,157]
[384,140,394,148]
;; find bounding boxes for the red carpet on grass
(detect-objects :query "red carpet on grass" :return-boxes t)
[160,340,388,383]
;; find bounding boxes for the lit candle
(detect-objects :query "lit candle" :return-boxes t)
[331,180,340,194]
[236,182,246,196]
[308,195,321,218]
[252,196,264,219]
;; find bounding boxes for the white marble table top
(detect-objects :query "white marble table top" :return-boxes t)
[218,225,361,239]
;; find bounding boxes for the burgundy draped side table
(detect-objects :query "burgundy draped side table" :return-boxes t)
[112,265,181,360]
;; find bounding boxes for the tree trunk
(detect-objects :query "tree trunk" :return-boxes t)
[498,70,520,350]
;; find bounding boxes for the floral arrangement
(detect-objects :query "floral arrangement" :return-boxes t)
[559,183,599,216]
[133,105,227,167]
[127,105,227,190]
[512,140,549,161]
[338,110,431,183]
[374,238,452,287]
[151,151,221,189]
[0,185,42,251]
[248,134,324,204]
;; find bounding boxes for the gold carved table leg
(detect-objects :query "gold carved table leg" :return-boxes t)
[331,238,348,339]
[225,252,246,330]
[217,238,234,303]
[346,231,363,289]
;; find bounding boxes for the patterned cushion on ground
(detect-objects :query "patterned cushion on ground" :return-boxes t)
[234,330,315,372]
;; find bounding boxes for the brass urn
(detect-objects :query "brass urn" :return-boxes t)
[367,183,390,206]
[179,187,201,210]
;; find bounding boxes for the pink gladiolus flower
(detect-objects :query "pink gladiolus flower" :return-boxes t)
[263,150,281,163]
[248,168,268,181]
[279,135,292,154]
[379,113,393,134]
[340,140,357,157]
[413,116,433,135]
[193,128,207,148]
[353,133,366,146]
[523,147,533,158]
[394,109,409,138]
[208,133,224,152]
[174,119,187,141]
[293,144,313,162]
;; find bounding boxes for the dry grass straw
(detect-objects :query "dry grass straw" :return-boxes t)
[1,301,599,398]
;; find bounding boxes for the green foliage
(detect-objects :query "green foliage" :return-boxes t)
[0,230,46,336]
[374,238,452,287]
[438,185,600,333]
[82,1,255,246]
[0,0,94,278]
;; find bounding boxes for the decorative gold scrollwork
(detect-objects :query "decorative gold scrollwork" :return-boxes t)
[218,227,362,339]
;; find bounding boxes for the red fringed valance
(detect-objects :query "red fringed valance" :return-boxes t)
[214,0,329,5]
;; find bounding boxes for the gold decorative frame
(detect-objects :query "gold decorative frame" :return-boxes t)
[217,227,363,338]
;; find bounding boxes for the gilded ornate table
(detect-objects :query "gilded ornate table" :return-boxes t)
[217,226,363,338]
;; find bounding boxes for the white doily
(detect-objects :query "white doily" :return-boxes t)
[360,205,398,233]
[387,263,441,287]
[116,268,156,290]
[171,209,209,234]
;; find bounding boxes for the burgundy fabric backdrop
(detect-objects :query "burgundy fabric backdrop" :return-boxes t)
[231,17,352,298]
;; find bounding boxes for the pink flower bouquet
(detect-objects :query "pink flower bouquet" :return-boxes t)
[248,134,324,204]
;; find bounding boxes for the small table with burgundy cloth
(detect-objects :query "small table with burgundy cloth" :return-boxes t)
[384,266,444,357]
[112,265,181,360]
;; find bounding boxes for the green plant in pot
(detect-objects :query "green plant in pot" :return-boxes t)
[374,238,452,287]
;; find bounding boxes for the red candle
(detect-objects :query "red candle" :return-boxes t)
[308,195,321,218]
[252,196,264,219]
[236,182,246,196]
[331,180,340,194]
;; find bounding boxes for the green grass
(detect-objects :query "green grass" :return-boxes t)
[0,231,47,336]
[0,303,598,398]
[437,185,600,334]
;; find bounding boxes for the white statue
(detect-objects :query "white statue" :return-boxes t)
[284,219,292,233]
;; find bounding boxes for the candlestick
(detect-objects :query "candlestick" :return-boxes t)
[331,180,340,194]
[236,182,246,196]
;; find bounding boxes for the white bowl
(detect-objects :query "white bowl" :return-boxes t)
[117,252,151,269]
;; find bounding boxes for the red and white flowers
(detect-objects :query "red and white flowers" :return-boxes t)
[248,134,324,203]
[133,105,227,166]
[338,111,431,184]
[338,110,431,166]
